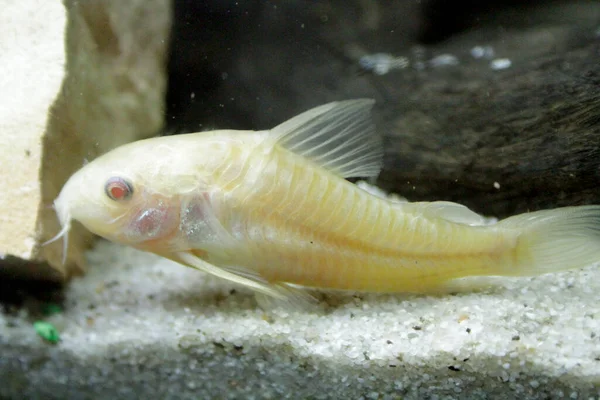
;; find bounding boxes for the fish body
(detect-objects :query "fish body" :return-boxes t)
[49,99,600,307]
[186,135,513,293]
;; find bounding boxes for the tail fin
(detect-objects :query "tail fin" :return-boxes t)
[497,205,600,276]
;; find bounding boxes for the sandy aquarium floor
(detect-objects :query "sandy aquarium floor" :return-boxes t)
[1,238,600,400]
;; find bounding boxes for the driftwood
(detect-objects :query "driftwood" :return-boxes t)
[166,0,600,218]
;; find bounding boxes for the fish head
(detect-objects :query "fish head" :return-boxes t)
[52,155,140,242]
[47,138,202,261]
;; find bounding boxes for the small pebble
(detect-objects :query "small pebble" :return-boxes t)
[490,58,512,70]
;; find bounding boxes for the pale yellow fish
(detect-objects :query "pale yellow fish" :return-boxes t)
[47,99,600,308]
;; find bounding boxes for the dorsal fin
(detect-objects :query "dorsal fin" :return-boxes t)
[270,99,383,178]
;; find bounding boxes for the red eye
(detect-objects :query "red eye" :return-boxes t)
[105,177,133,201]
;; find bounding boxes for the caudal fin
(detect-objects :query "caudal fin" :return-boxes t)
[497,205,600,276]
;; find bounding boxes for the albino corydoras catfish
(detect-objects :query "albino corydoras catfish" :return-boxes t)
[47,99,600,308]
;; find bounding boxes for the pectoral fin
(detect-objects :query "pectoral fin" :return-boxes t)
[172,251,320,312]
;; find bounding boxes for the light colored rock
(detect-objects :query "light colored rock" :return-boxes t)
[0,1,66,279]
[0,0,172,280]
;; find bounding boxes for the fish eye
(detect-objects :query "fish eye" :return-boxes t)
[105,177,133,201]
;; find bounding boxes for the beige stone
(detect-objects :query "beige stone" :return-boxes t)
[0,0,172,280]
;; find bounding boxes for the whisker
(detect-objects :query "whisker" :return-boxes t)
[42,218,71,266]
[61,227,69,265]
[42,222,70,246]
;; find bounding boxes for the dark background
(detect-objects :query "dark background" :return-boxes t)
[165,0,600,219]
